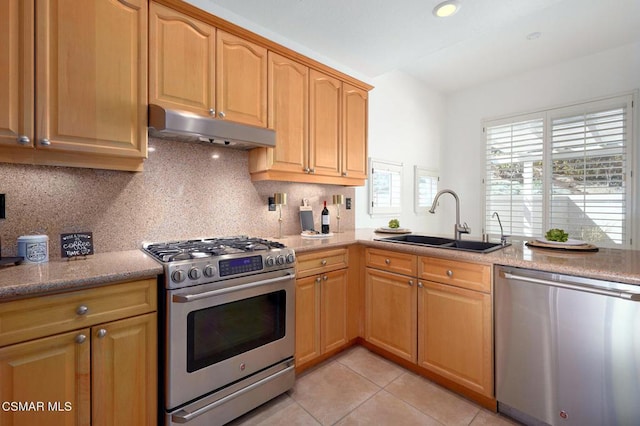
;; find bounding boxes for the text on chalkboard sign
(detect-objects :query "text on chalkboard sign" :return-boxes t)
[61,232,94,258]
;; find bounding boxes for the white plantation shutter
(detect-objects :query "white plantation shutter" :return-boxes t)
[485,116,544,238]
[484,94,633,248]
[369,159,402,216]
[549,101,629,245]
[414,166,439,213]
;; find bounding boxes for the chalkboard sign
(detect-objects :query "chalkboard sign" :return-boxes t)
[60,232,94,258]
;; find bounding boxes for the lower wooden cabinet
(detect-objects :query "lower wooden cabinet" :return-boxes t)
[0,279,157,426]
[295,249,350,370]
[417,281,492,397]
[364,268,416,362]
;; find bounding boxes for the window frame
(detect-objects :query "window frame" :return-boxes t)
[368,158,403,216]
[483,93,635,248]
[414,166,439,215]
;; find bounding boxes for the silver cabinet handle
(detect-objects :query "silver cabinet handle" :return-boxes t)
[321,259,327,266]
[208,108,215,116]
[342,172,348,177]
[385,259,391,265]
[303,167,310,173]
[322,275,328,281]
[309,168,315,174]
[97,329,107,338]
[446,270,453,277]
[218,111,225,118]
[418,282,424,288]
[75,334,86,344]
[18,135,30,145]
[315,277,321,284]
[408,280,414,286]
[76,305,89,315]
[40,138,51,146]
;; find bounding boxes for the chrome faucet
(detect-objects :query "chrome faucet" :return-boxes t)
[492,212,509,245]
[429,189,470,240]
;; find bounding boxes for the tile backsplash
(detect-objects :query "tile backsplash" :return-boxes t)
[0,138,355,259]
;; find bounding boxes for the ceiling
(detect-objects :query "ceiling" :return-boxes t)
[200,0,640,93]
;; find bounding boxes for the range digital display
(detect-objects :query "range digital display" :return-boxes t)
[219,255,263,277]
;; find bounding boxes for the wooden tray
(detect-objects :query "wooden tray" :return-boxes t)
[374,227,411,234]
[526,240,599,252]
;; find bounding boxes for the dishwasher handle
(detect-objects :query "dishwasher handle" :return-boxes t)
[502,271,640,301]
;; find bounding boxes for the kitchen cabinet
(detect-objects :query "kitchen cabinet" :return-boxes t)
[364,247,494,402]
[249,68,369,186]
[0,0,148,172]
[364,248,417,362]
[216,30,267,127]
[249,52,308,175]
[417,257,493,397]
[0,279,157,426]
[295,248,349,371]
[149,1,216,116]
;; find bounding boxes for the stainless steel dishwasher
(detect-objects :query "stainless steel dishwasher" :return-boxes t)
[495,266,640,426]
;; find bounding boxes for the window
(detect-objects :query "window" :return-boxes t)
[484,94,634,248]
[369,158,402,216]
[414,166,439,214]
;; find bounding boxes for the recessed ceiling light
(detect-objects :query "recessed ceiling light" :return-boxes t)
[433,0,461,18]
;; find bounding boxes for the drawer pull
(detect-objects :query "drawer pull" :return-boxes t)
[97,329,108,338]
[385,259,391,265]
[316,277,322,284]
[322,275,328,281]
[408,280,414,286]
[321,259,327,266]
[75,334,86,344]
[446,270,453,277]
[76,305,89,315]
[418,282,424,288]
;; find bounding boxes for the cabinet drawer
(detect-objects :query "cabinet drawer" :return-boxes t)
[418,257,491,293]
[0,278,157,347]
[366,248,417,277]
[296,248,348,278]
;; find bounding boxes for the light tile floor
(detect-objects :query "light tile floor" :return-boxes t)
[230,346,520,425]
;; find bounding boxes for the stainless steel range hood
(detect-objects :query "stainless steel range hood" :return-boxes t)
[148,104,275,150]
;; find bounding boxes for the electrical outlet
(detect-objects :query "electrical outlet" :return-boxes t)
[345,197,352,210]
[0,194,5,219]
[268,196,276,211]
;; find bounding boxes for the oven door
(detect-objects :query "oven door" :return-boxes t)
[165,268,295,410]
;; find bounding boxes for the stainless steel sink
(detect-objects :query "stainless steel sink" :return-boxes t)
[375,234,510,253]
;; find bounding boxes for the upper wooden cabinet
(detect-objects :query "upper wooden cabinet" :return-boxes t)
[149,2,215,116]
[216,31,267,127]
[342,84,368,180]
[309,69,342,178]
[0,0,148,171]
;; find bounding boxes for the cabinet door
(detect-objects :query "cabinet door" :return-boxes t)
[35,0,147,160]
[418,281,493,396]
[309,69,341,177]
[216,30,267,127]
[92,313,157,426]
[320,269,348,353]
[0,0,33,150]
[149,2,215,116]
[342,83,367,180]
[295,276,320,366]
[365,268,417,362]
[264,51,308,173]
[0,329,91,426]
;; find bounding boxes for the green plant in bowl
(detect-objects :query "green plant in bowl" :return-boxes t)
[545,228,569,242]
[388,219,400,229]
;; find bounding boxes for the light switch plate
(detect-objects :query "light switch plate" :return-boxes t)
[345,197,352,210]
[268,196,276,211]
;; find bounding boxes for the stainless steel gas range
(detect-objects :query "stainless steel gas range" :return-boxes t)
[143,236,296,426]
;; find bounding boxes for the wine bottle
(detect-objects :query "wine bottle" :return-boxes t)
[321,201,330,234]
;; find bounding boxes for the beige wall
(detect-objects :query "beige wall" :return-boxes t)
[0,138,355,259]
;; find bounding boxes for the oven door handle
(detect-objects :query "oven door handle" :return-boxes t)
[171,364,295,423]
[172,273,295,303]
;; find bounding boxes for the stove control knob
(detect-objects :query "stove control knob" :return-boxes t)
[276,255,285,265]
[188,267,201,280]
[286,253,295,264]
[265,256,275,267]
[172,270,186,283]
[203,264,216,278]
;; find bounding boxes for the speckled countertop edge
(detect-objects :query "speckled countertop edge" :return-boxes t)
[0,250,163,301]
[2,230,639,301]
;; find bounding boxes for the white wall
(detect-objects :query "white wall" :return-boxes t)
[440,41,640,243]
[355,71,445,233]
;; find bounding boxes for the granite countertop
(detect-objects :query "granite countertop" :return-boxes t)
[0,250,163,301]
[280,229,640,286]
[2,229,639,301]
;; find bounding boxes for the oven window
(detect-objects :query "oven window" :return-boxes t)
[187,290,286,372]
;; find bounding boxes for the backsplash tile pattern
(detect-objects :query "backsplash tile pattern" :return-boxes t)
[0,138,355,259]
